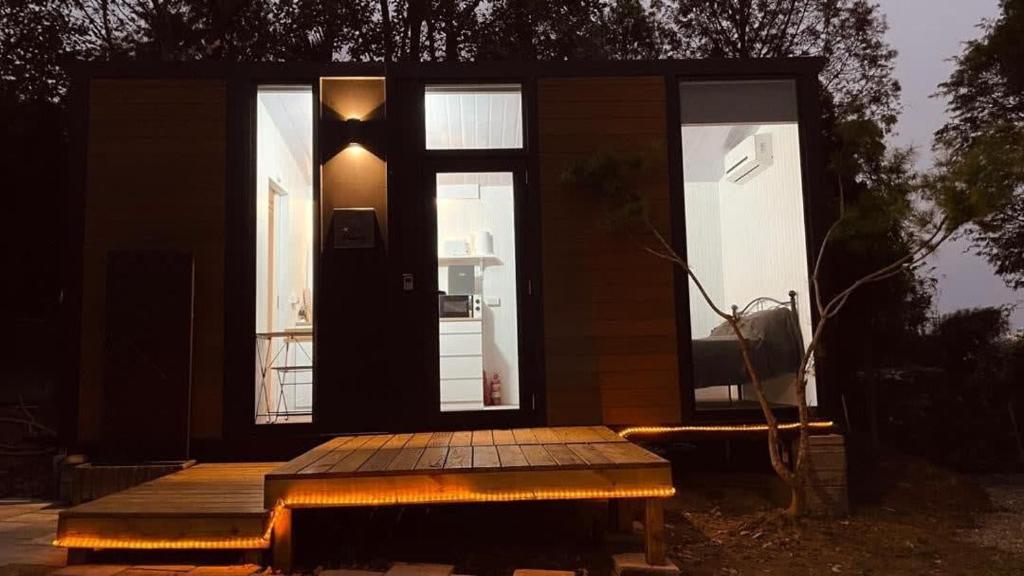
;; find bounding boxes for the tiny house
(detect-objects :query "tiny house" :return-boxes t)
[63,59,832,461]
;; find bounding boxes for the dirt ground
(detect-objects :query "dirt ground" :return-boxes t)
[667,456,1024,575]
[3,454,1023,576]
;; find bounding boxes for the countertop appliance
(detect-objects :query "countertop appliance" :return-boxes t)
[438,294,482,318]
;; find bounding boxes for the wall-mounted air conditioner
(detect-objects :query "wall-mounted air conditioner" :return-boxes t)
[724,133,773,184]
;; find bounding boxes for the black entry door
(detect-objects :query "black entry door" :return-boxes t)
[427,166,536,428]
[391,160,541,431]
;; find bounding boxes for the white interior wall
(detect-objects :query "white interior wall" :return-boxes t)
[715,124,816,406]
[437,177,520,407]
[255,93,313,333]
[255,91,314,419]
[683,181,726,337]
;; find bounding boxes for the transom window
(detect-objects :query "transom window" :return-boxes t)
[425,84,523,150]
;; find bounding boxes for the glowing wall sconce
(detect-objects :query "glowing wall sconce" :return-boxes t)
[321,116,387,161]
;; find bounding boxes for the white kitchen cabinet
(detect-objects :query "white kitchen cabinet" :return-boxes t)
[439,318,484,409]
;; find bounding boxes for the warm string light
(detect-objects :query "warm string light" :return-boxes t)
[280,486,676,507]
[618,421,835,439]
[52,536,269,550]
[54,487,675,550]
[54,502,285,550]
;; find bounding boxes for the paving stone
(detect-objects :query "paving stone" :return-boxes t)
[384,563,454,576]
[513,570,575,576]
[319,570,384,576]
[189,565,264,576]
[50,565,130,576]
[0,563,59,576]
[611,553,679,576]
[0,502,51,521]
[0,541,67,567]
[121,567,195,573]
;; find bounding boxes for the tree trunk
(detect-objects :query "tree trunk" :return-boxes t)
[786,480,806,518]
[379,0,392,62]
[443,0,458,61]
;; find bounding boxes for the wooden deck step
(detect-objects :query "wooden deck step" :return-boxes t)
[56,463,281,550]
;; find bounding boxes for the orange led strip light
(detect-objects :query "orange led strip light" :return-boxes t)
[53,503,284,550]
[618,421,835,439]
[280,486,676,507]
[52,535,270,550]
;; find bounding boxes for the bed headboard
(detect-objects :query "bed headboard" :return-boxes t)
[732,290,798,318]
[731,290,804,352]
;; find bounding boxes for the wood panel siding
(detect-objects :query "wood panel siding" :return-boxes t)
[79,79,226,444]
[538,77,682,426]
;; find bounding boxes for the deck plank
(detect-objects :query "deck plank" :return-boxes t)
[496,444,529,467]
[591,426,627,442]
[415,447,449,470]
[445,446,473,468]
[387,447,426,471]
[512,428,539,445]
[450,431,473,446]
[492,429,516,445]
[543,444,587,466]
[331,435,393,473]
[472,446,500,468]
[272,437,349,475]
[591,442,662,465]
[383,434,414,449]
[405,432,434,448]
[471,430,494,446]
[427,432,453,447]
[520,444,557,467]
[566,443,613,465]
[300,436,369,474]
[532,428,561,444]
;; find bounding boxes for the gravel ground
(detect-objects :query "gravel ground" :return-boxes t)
[957,475,1024,555]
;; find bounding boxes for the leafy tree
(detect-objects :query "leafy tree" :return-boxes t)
[600,0,674,60]
[661,0,901,130]
[563,129,1005,516]
[267,0,381,61]
[0,0,79,103]
[474,0,608,61]
[934,0,1024,289]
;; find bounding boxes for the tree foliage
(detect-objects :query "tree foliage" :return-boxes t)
[934,0,1024,289]
[661,0,901,130]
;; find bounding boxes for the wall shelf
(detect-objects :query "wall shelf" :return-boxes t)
[438,254,502,267]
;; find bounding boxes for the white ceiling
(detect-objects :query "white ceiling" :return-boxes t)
[681,124,760,182]
[425,88,523,150]
[261,90,313,184]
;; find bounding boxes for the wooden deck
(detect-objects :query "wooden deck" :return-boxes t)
[55,427,675,571]
[264,427,674,570]
[264,426,673,508]
[56,463,280,550]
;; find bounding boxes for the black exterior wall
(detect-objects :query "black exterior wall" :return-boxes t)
[65,58,833,461]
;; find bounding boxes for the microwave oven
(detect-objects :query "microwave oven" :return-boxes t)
[438,295,482,318]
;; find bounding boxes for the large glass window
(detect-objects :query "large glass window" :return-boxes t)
[254,86,315,424]
[436,172,521,412]
[679,80,816,410]
[425,85,523,150]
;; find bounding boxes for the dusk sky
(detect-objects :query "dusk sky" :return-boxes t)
[875,0,1023,329]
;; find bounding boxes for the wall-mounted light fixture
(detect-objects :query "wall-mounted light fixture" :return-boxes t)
[321,116,387,161]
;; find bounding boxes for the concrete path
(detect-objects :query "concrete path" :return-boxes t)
[0,499,67,573]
